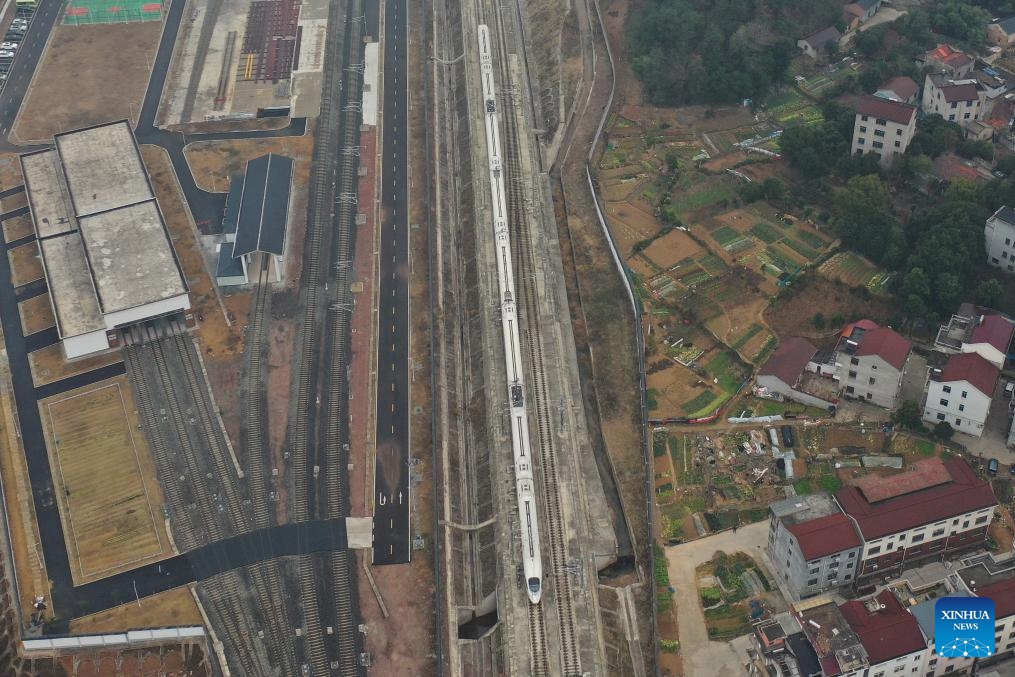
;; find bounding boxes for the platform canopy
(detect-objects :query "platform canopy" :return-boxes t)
[231,154,294,258]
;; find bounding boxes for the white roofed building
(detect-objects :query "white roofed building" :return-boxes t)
[21,121,191,359]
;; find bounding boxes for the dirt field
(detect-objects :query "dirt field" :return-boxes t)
[183,132,315,194]
[7,241,42,286]
[14,22,163,142]
[140,146,250,362]
[40,378,170,584]
[70,586,202,633]
[0,191,26,214]
[642,229,704,270]
[18,293,54,335]
[0,154,25,193]
[764,276,897,342]
[2,212,33,243]
[29,342,122,387]
[818,251,892,294]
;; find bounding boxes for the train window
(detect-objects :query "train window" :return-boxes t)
[528,578,540,593]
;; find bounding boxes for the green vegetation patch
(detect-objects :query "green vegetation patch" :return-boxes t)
[782,237,819,262]
[750,221,781,244]
[681,390,718,415]
[732,324,764,351]
[794,229,827,249]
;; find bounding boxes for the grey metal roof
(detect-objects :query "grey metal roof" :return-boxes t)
[993,205,1015,227]
[216,244,245,279]
[994,15,1015,34]
[231,154,294,257]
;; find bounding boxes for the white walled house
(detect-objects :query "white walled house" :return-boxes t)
[922,73,985,122]
[922,352,999,436]
[834,321,911,409]
[987,205,1015,274]
[851,95,917,164]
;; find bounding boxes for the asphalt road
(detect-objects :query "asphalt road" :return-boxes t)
[372,0,411,565]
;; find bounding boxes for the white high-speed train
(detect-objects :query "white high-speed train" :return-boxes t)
[478,23,543,605]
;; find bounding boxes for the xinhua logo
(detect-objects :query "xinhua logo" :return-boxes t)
[935,596,995,658]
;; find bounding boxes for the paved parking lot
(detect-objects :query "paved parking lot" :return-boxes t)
[663,521,781,677]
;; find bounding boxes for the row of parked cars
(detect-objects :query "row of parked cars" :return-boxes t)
[0,8,34,84]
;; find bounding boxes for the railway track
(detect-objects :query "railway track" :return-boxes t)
[242,257,275,531]
[485,2,583,674]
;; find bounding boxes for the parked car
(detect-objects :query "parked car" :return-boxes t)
[1,43,18,50]
[989,458,1000,475]
[0,51,15,59]
[1008,463,1015,475]
[4,32,21,42]
[1006,381,1014,398]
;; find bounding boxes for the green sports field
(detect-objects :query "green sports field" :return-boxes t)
[63,0,162,25]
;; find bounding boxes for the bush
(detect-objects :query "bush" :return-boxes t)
[933,421,954,440]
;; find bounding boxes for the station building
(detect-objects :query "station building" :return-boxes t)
[21,121,191,359]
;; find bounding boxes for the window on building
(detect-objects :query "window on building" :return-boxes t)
[943,385,951,393]
[846,385,855,394]
[876,118,886,125]
[850,357,859,366]
[866,392,873,400]
[896,129,902,135]
[857,138,865,145]
[933,528,945,537]
[912,533,924,543]
[936,413,946,421]
[849,370,858,379]
[874,129,885,137]
[859,126,868,132]
[977,515,989,524]
[963,521,969,529]
[959,404,965,412]
[868,546,881,555]
[949,114,956,120]
[940,398,949,406]
[809,567,819,574]
[861,115,869,121]
[993,257,1001,264]
[1007,238,1012,245]
[961,391,967,398]
[873,141,884,149]
[847,562,854,568]
[869,377,876,385]
[964,112,971,119]
[951,101,958,108]
[955,419,961,427]
[849,551,855,558]
[807,577,818,586]
[894,665,906,673]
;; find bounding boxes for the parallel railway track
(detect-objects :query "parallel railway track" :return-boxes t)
[480,1,583,673]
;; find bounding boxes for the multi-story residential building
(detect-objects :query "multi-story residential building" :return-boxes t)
[766,458,996,598]
[910,592,975,676]
[767,495,863,599]
[986,205,1015,274]
[921,44,975,78]
[838,591,928,677]
[836,458,997,580]
[935,304,1015,369]
[794,598,869,677]
[851,95,917,164]
[842,0,881,29]
[922,73,984,122]
[922,352,999,436]
[835,320,911,409]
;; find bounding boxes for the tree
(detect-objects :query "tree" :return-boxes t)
[899,267,931,322]
[892,400,924,431]
[933,421,955,441]
[977,279,1004,308]
[811,312,826,329]
[762,177,785,200]
[832,175,901,263]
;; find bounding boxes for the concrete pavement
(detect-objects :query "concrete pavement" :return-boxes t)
[664,521,772,677]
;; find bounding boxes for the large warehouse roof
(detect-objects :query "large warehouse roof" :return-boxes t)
[231,154,294,258]
[54,121,153,217]
[21,120,188,340]
[79,200,187,313]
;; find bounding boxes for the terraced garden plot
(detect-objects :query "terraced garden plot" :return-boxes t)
[642,229,704,269]
[731,323,764,351]
[794,228,827,249]
[782,237,819,261]
[699,254,728,274]
[750,221,781,243]
[712,226,755,253]
[670,181,736,214]
[818,251,893,293]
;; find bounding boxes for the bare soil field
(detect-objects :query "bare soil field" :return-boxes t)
[2,212,33,243]
[40,378,170,584]
[183,130,315,194]
[70,586,202,633]
[0,191,26,214]
[0,154,24,193]
[18,293,54,335]
[642,229,703,270]
[604,201,660,252]
[14,22,162,142]
[7,241,42,286]
[29,342,122,387]
[647,360,719,416]
[764,276,897,341]
[140,146,251,361]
